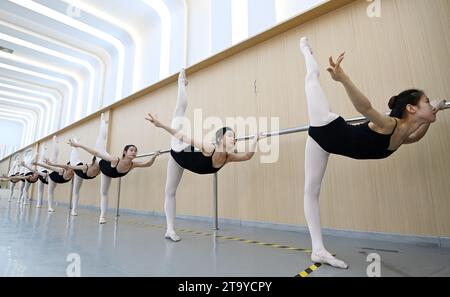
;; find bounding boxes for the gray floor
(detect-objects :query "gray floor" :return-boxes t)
[1,189,449,277]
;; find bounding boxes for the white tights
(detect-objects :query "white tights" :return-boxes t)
[70,147,83,215]
[301,37,347,269]
[8,182,16,202]
[47,136,59,212]
[164,70,189,241]
[96,114,111,222]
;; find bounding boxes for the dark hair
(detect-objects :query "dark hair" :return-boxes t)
[388,89,424,118]
[91,155,96,165]
[215,127,234,144]
[122,145,137,157]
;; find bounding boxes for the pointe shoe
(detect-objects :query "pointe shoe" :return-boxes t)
[165,231,181,242]
[311,250,348,269]
[48,208,55,213]
[99,217,107,224]
[300,37,313,55]
[178,68,188,86]
[70,210,78,216]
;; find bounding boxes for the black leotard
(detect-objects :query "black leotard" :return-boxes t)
[74,159,98,180]
[9,172,21,184]
[99,157,132,178]
[49,171,72,184]
[38,170,48,185]
[170,145,227,175]
[308,116,398,160]
[25,172,38,184]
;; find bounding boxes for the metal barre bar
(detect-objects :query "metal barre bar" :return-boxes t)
[116,177,122,218]
[68,179,74,216]
[136,148,171,158]
[236,117,368,141]
[128,100,448,230]
[136,148,201,159]
[213,172,219,230]
[137,101,450,156]
[237,101,450,141]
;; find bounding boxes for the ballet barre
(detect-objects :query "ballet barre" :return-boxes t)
[115,100,449,229]
[444,100,450,109]
[238,100,449,141]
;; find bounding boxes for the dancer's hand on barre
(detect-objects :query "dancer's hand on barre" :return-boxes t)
[43,158,53,165]
[256,131,268,141]
[431,99,447,113]
[326,52,348,83]
[67,138,81,148]
[145,113,164,128]
[133,150,161,168]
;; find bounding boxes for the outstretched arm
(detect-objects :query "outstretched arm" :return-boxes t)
[33,161,63,174]
[327,53,396,131]
[132,151,161,168]
[8,175,28,181]
[45,159,86,171]
[20,162,37,173]
[226,132,267,163]
[145,113,215,154]
[68,139,116,162]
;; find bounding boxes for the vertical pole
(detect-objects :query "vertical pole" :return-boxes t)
[6,156,12,190]
[213,172,219,230]
[116,177,121,218]
[68,179,74,215]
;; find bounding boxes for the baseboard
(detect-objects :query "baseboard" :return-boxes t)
[29,198,450,249]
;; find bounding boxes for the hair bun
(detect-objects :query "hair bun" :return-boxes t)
[388,95,398,109]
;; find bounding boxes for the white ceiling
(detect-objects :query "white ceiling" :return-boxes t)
[0,0,326,159]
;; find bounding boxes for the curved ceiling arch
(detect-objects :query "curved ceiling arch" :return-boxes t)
[0,31,95,121]
[0,76,64,131]
[8,0,126,102]
[0,90,49,136]
[0,82,58,132]
[0,97,43,137]
[0,108,34,145]
[0,115,27,147]
[0,58,78,125]
[0,0,326,160]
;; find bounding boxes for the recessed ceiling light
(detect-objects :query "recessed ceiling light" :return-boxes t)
[0,46,14,54]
